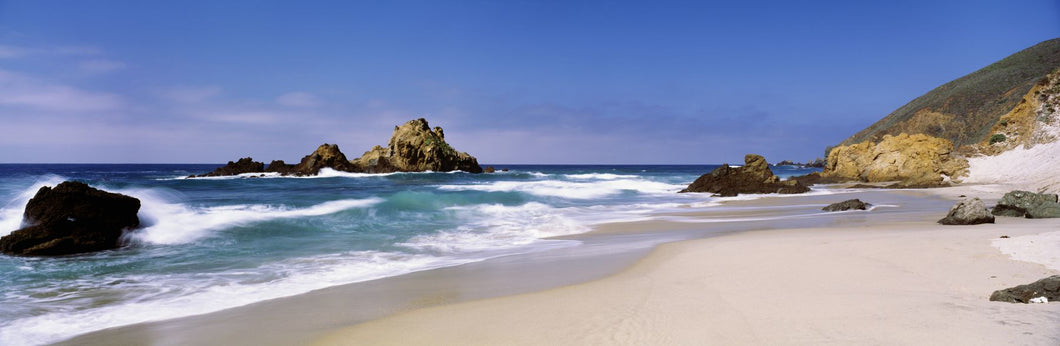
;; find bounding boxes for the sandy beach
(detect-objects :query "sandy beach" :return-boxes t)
[316,186,1060,345]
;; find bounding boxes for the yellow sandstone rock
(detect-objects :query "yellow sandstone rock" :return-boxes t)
[823,133,968,186]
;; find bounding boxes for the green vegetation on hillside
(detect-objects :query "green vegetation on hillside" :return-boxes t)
[837,38,1060,149]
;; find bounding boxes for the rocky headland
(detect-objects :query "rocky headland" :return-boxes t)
[0,181,141,256]
[193,118,483,177]
[679,154,810,196]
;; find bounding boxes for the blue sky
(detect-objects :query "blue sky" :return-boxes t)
[0,1,1058,164]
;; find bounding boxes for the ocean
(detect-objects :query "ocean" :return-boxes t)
[0,163,819,345]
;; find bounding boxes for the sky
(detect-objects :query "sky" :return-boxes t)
[0,1,1058,164]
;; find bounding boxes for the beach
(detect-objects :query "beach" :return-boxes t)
[317,186,1060,345]
[55,185,1060,345]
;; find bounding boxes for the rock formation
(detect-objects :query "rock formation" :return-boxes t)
[992,190,1060,218]
[822,133,968,187]
[194,157,265,177]
[937,197,994,225]
[351,118,483,173]
[679,154,810,196]
[193,118,483,177]
[0,181,141,256]
[822,199,871,212]
[989,275,1060,303]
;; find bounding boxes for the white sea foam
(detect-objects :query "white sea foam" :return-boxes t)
[563,173,639,180]
[0,175,70,236]
[117,189,382,245]
[437,179,685,199]
[398,202,587,254]
[0,250,475,346]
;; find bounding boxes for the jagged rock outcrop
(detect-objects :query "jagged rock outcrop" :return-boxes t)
[351,118,483,173]
[194,118,484,177]
[822,133,969,187]
[822,199,871,212]
[679,154,810,196]
[989,275,1060,303]
[0,181,141,256]
[992,190,1060,218]
[194,157,265,177]
[937,197,994,225]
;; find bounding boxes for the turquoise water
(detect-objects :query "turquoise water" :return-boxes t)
[0,164,818,345]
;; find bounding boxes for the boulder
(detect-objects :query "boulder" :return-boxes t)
[989,275,1060,303]
[291,143,357,175]
[937,197,995,225]
[822,133,968,186]
[992,190,1060,218]
[351,118,483,173]
[789,172,845,186]
[679,154,810,196]
[484,166,496,173]
[194,157,264,177]
[265,160,297,175]
[822,199,871,212]
[0,181,141,256]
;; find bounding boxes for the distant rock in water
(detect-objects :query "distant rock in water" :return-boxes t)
[992,190,1060,218]
[679,154,810,196]
[822,133,968,187]
[0,181,141,256]
[194,118,484,177]
[193,157,265,177]
[937,197,994,225]
[351,118,483,173]
[989,275,1060,303]
[822,199,871,212]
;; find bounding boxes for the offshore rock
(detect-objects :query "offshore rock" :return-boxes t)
[992,190,1060,218]
[292,143,357,175]
[351,118,483,173]
[823,133,968,187]
[679,154,810,196]
[0,181,141,256]
[990,275,1060,303]
[194,157,265,177]
[822,199,871,212]
[937,197,994,225]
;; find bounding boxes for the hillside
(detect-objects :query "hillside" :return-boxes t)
[837,38,1060,149]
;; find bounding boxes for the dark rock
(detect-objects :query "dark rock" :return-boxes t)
[194,157,264,177]
[292,144,358,175]
[789,172,845,186]
[989,275,1060,303]
[937,197,995,225]
[484,166,496,173]
[822,199,872,212]
[0,181,141,256]
[679,154,811,196]
[992,190,1060,218]
[265,160,297,175]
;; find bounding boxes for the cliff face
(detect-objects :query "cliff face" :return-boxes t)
[837,38,1060,149]
[823,133,968,186]
[977,68,1060,155]
[352,118,483,173]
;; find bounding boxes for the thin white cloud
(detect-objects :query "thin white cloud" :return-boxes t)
[78,59,126,74]
[0,68,124,112]
[0,45,26,58]
[157,86,223,104]
[0,44,102,59]
[276,91,320,107]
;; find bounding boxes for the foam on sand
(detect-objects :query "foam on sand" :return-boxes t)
[993,230,1060,271]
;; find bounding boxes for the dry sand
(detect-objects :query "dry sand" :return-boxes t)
[317,187,1060,345]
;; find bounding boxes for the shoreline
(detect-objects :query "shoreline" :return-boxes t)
[56,186,1060,345]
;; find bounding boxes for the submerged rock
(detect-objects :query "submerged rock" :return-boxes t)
[822,199,871,212]
[990,275,1060,303]
[937,197,994,225]
[351,118,483,173]
[992,190,1060,218]
[679,154,810,196]
[0,181,141,256]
